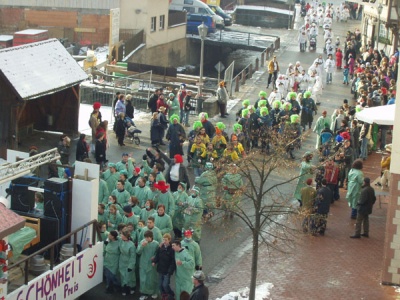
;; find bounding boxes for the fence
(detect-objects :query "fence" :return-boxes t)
[8,220,101,285]
[231,41,278,93]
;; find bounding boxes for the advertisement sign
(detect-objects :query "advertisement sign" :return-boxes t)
[7,243,103,300]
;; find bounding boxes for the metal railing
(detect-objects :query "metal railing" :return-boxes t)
[8,220,101,285]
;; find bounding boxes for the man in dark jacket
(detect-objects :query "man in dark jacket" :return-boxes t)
[190,271,209,300]
[312,178,332,236]
[350,177,376,238]
[149,89,160,113]
[153,233,176,299]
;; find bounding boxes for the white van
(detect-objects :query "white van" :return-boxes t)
[170,0,225,28]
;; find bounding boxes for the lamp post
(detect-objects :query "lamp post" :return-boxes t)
[376,3,383,50]
[197,22,208,96]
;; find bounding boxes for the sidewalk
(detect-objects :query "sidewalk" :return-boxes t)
[208,17,399,300]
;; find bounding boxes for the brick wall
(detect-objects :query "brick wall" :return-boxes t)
[0,7,24,32]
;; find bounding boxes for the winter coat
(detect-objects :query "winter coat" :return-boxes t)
[95,139,106,164]
[217,86,229,104]
[300,186,317,211]
[190,284,209,300]
[125,100,134,119]
[153,243,176,275]
[346,168,364,209]
[166,123,186,158]
[148,93,159,113]
[161,152,191,188]
[315,186,332,214]
[151,118,163,144]
[202,120,215,138]
[76,138,88,161]
[300,97,317,125]
[167,97,180,117]
[115,118,126,138]
[357,185,376,215]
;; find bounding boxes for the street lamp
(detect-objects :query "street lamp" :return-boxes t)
[376,3,383,50]
[197,22,208,96]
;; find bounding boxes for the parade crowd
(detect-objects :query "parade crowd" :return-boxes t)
[37,2,398,298]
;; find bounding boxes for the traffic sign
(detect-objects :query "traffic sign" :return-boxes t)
[214,61,225,73]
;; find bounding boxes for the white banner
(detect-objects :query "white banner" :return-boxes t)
[7,242,103,300]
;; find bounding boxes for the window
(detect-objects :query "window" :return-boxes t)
[159,15,165,30]
[151,16,156,32]
[184,0,194,4]
[183,6,195,13]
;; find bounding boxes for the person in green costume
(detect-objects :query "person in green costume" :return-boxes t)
[117,170,134,195]
[152,204,173,235]
[98,204,108,224]
[137,230,159,299]
[98,178,110,204]
[313,110,331,150]
[104,230,120,294]
[346,159,364,219]
[129,196,142,216]
[122,205,139,229]
[102,163,120,194]
[153,181,176,218]
[106,204,123,231]
[172,239,195,300]
[140,200,156,223]
[119,229,136,296]
[194,162,217,219]
[139,216,163,243]
[167,92,180,117]
[133,177,152,207]
[221,164,244,216]
[293,152,315,204]
[111,180,131,207]
[115,152,135,179]
[183,187,203,242]
[172,182,188,238]
[181,230,202,271]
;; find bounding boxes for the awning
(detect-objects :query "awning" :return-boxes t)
[355,104,395,126]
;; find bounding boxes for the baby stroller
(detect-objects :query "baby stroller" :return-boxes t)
[320,131,333,157]
[126,122,141,145]
[309,35,317,51]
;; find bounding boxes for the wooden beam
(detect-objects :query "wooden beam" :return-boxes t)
[16,100,26,122]
[71,86,79,101]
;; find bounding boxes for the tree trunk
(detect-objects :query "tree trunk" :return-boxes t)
[249,225,260,299]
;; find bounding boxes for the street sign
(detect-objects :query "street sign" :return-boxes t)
[214,61,225,73]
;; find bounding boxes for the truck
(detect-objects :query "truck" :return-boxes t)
[13,29,49,47]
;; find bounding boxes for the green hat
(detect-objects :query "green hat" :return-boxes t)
[272,100,282,109]
[241,109,249,118]
[233,123,242,133]
[178,182,187,190]
[291,114,300,123]
[119,170,128,176]
[108,163,116,168]
[283,102,292,110]
[169,93,175,97]
[170,114,180,123]
[191,186,200,194]
[216,122,226,130]
[259,91,267,98]
[324,122,330,128]
[258,99,267,107]
[199,112,209,120]
[356,106,362,112]
[288,92,297,99]
[260,107,269,115]
[205,162,214,170]
[242,99,250,106]
[304,91,312,98]
[193,121,203,130]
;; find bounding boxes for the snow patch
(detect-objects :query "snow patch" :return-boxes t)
[216,283,274,300]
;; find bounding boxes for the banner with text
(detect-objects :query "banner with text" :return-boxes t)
[7,242,103,300]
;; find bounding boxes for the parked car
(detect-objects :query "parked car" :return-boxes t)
[208,5,232,26]
[187,14,216,35]
[170,0,224,29]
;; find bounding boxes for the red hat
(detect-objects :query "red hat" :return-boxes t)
[306,178,313,185]
[134,167,141,174]
[183,229,193,237]
[381,87,388,95]
[93,102,101,109]
[154,180,170,192]
[174,154,183,164]
[340,131,351,140]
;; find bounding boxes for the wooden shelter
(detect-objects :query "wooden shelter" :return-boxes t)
[0,38,88,159]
